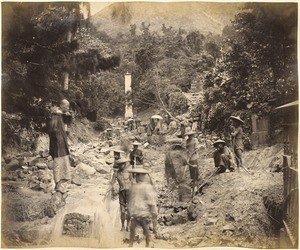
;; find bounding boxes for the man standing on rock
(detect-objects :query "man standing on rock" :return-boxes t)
[128,167,158,248]
[129,141,144,168]
[213,139,234,173]
[110,158,132,231]
[49,99,71,194]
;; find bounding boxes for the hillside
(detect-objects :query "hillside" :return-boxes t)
[91,2,244,37]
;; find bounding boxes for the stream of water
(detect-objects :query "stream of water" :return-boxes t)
[49,192,124,248]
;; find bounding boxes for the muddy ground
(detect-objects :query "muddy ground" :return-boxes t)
[1,119,284,248]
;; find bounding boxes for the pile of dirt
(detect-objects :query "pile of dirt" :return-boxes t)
[155,144,285,248]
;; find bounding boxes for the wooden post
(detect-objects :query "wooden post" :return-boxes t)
[63,72,69,91]
[124,72,133,119]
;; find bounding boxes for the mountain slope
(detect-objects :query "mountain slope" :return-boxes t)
[91,2,244,37]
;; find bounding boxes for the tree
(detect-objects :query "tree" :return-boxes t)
[2,2,120,140]
[200,3,297,133]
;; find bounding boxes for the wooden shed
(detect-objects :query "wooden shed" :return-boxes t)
[275,100,298,248]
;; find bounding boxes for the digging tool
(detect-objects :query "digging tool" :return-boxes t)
[230,136,251,174]
[103,185,113,202]
[195,167,221,195]
[185,147,200,199]
[190,163,197,199]
[233,151,251,174]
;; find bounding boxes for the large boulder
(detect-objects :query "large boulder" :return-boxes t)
[75,162,96,178]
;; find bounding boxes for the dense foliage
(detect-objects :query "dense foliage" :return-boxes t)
[2,2,298,148]
[2,2,120,147]
[200,3,298,133]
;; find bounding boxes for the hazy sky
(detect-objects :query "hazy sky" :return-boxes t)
[90,2,112,15]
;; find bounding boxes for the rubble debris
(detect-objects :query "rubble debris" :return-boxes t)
[63,213,91,237]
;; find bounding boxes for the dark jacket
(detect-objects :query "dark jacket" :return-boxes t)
[130,149,144,166]
[49,111,69,158]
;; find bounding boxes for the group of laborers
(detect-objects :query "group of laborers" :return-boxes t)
[48,98,245,247]
[109,142,157,247]
[173,115,245,196]
[212,116,245,173]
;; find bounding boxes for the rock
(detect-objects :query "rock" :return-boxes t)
[18,228,40,243]
[96,158,106,165]
[63,213,91,237]
[187,203,198,221]
[100,148,110,155]
[222,224,235,232]
[6,158,21,171]
[40,216,50,225]
[6,171,19,181]
[165,221,172,226]
[40,150,50,158]
[94,165,109,174]
[36,162,48,170]
[76,163,96,177]
[3,154,13,164]
[205,217,218,226]
[162,233,171,240]
[17,170,26,179]
[174,239,188,247]
[163,214,173,223]
[106,158,114,165]
[29,182,52,193]
[69,154,79,167]
[225,213,235,222]
[192,197,204,205]
[188,237,203,247]
[24,156,40,167]
[44,192,67,218]
[4,190,65,222]
[171,211,188,225]
[71,176,82,186]
[157,215,164,224]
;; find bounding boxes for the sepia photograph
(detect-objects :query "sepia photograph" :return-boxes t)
[1,1,298,249]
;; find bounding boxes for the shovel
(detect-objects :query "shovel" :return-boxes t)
[195,167,221,195]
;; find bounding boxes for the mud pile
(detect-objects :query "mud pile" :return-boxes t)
[154,145,284,248]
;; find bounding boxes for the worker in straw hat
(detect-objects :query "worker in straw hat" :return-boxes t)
[110,157,133,231]
[127,167,157,248]
[129,141,144,168]
[213,139,234,173]
[230,116,245,170]
[182,130,200,191]
[112,148,124,169]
